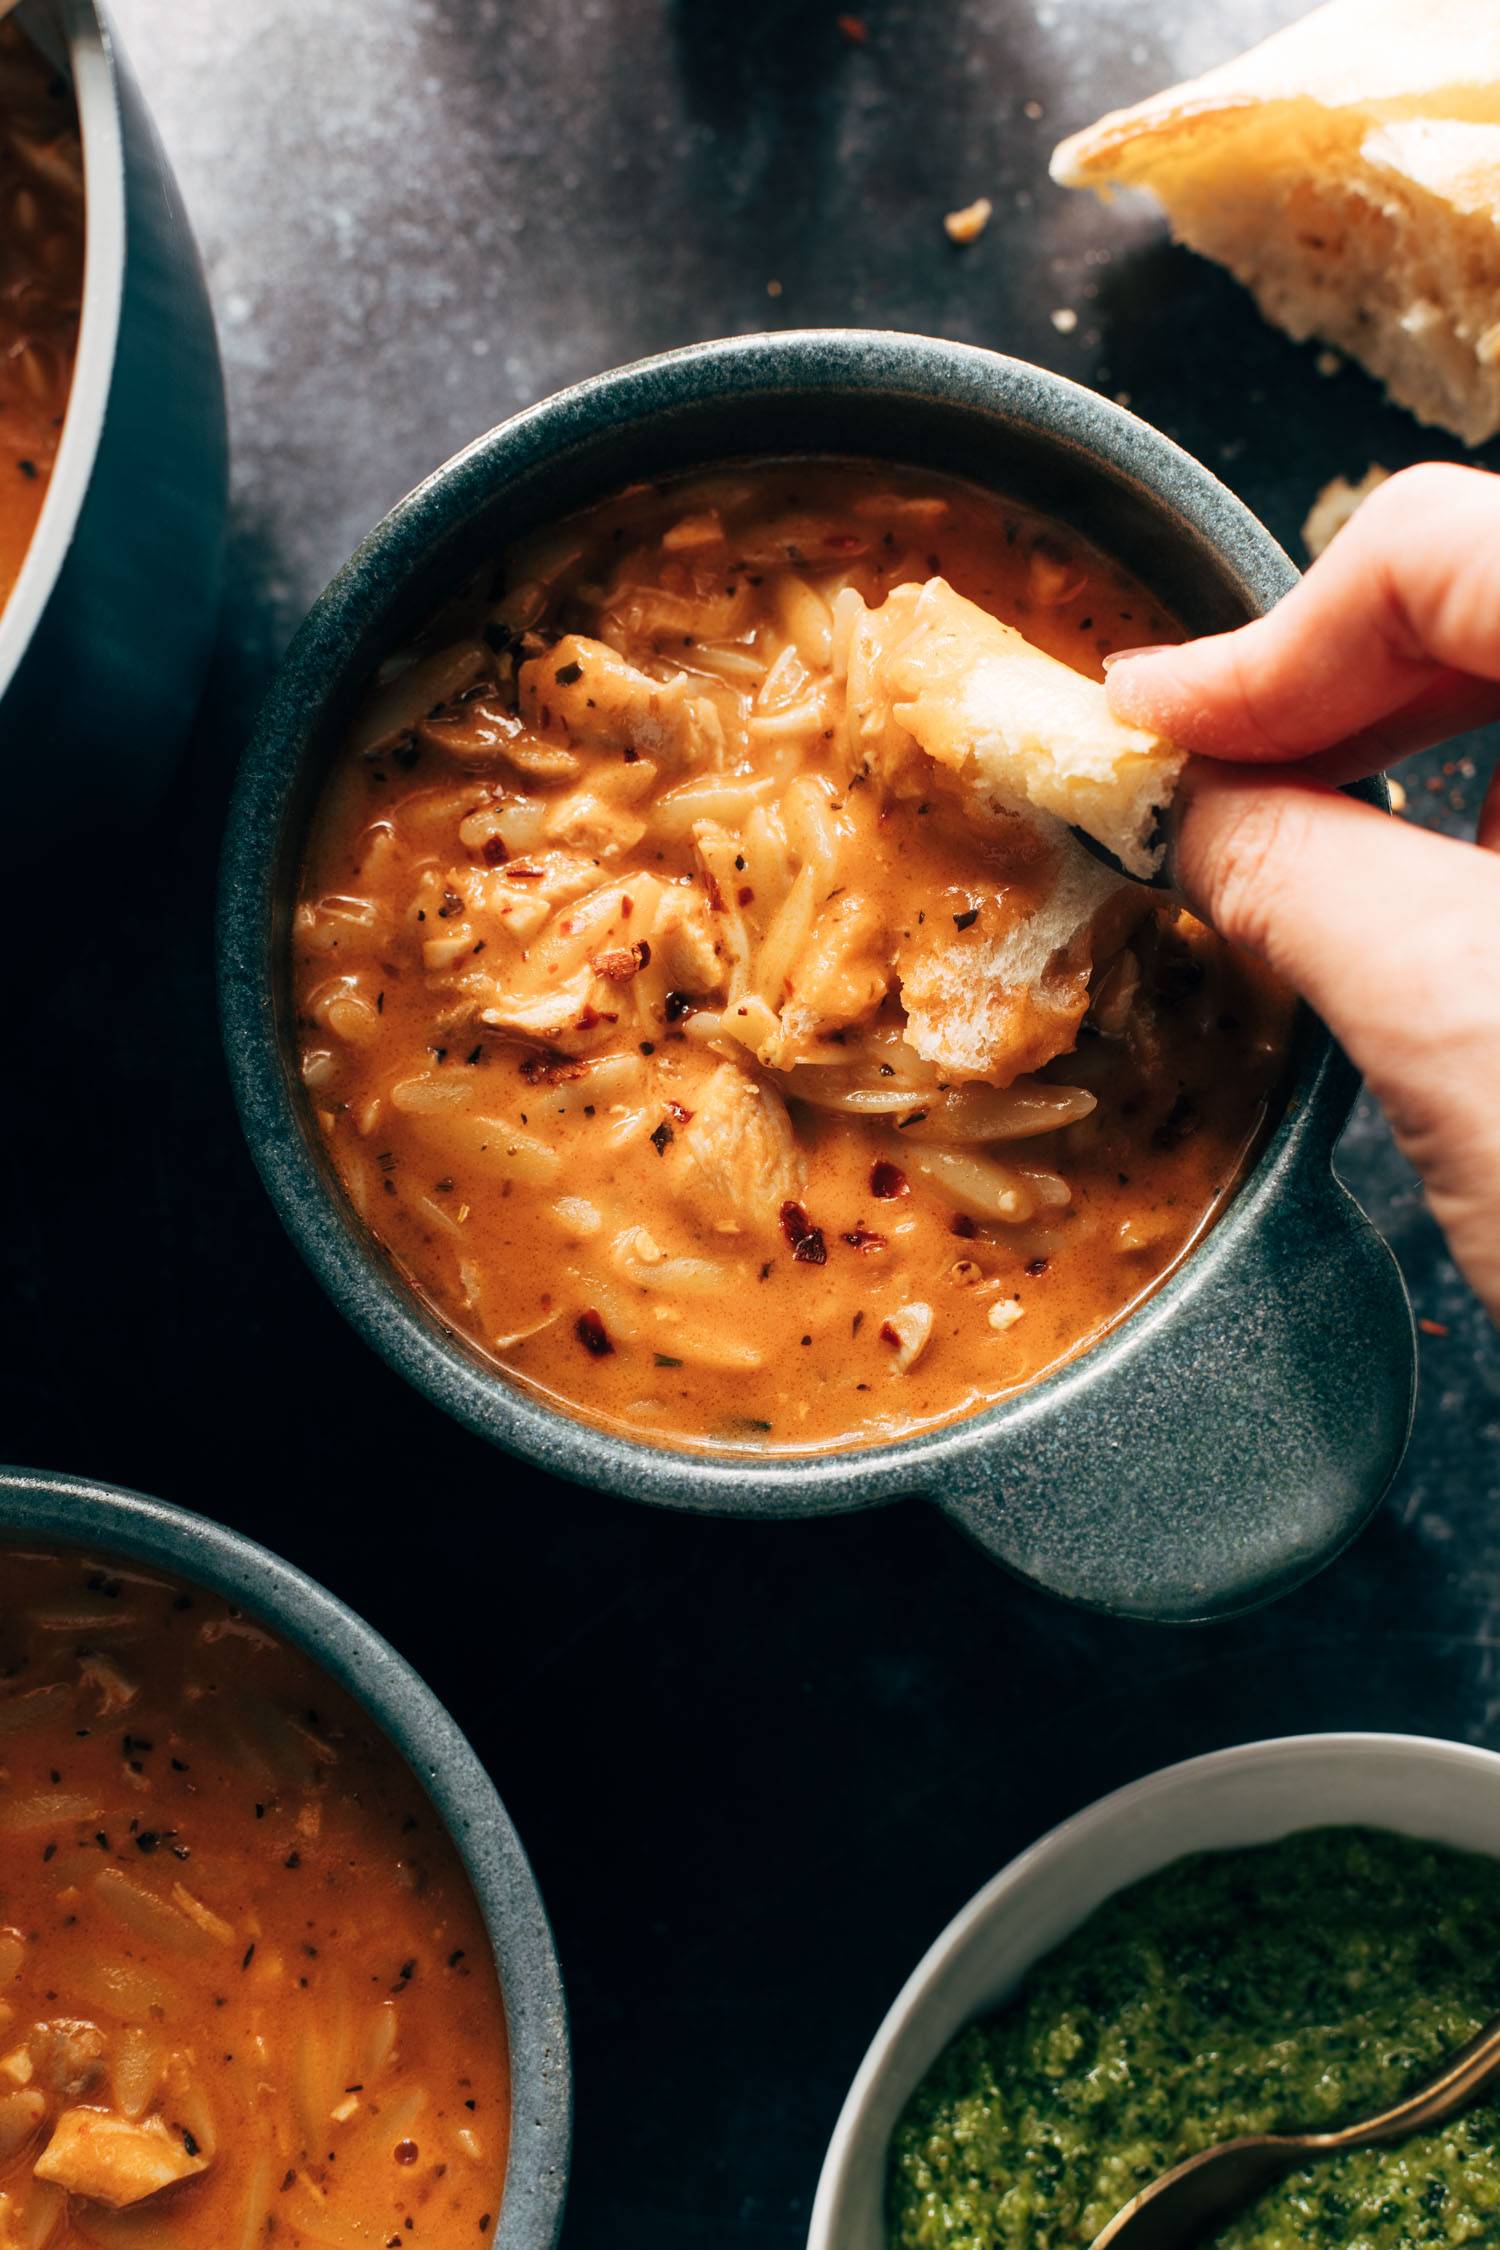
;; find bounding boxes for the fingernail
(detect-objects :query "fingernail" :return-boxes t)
[1101,643,1175,671]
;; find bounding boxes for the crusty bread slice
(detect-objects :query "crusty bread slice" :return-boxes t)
[1051,0,1500,446]
[851,577,1183,879]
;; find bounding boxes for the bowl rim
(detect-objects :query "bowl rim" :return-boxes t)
[219,326,1345,1516]
[0,1464,572,2250]
[0,0,124,702]
[808,1728,1500,2250]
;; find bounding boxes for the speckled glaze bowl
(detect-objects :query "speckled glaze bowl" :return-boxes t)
[0,1467,571,2250]
[0,0,226,844]
[219,330,1416,1623]
[809,1732,1500,2250]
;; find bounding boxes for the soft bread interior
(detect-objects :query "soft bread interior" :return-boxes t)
[849,577,1184,879]
[1052,2,1500,446]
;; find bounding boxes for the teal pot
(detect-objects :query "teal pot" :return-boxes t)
[0,1467,571,2250]
[0,0,227,842]
[219,330,1416,1623]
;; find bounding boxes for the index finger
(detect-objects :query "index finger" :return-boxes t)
[1105,463,1500,772]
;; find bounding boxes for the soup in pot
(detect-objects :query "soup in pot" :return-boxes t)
[0,21,84,614]
[0,1546,509,2250]
[294,462,1292,1454]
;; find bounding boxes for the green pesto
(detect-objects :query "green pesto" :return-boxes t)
[888,1829,1500,2250]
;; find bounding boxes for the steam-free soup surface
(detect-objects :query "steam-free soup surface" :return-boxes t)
[0,1547,508,2250]
[295,462,1290,1452]
[0,25,84,611]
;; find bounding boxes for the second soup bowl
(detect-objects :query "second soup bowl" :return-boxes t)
[219,330,1415,1622]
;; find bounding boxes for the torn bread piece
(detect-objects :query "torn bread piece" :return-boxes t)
[898,840,1146,1082]
[1301,464,1391,559]
[850,577,1184,879]
[1051,0,1500,447]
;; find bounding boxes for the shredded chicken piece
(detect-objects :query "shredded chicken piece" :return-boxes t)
[519,635,723,766]
[676,1065,802,1228]
[29,2021,105,2100]
[33,2108,209,2208]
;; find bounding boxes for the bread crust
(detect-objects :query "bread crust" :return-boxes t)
[1052,0,1500,187]
[1051,0,1500,444]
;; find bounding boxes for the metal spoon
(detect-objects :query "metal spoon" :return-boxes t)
[1089,2012,1500,2250]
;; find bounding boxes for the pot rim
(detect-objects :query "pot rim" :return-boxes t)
[808,1729,1500,2250]
[219,327,1346,1517]
[0,1464,572,2250]
[0,0,124,702]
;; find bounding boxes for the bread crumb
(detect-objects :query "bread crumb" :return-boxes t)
[1388,775,1408,813]
[944,197,993,246]
[1301,465,1389,561]
[1050,307,1078,334]
[988,1298,1024,1332]
[1315,348,1342,377]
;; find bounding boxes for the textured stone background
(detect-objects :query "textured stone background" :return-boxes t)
[12,2,1498,2241]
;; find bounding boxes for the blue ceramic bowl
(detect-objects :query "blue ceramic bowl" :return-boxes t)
[219,330,1417,1623]
[0,1466,571,2250]
[0,0,226,842]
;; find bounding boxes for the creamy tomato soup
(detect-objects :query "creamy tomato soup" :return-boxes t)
[0,23,84,612]
[0,1547,508,2250]
[294,463,1291,1453]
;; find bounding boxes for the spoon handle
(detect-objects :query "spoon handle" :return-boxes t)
[1309,2013,1500,2152]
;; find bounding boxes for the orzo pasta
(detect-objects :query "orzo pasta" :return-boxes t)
[0,22,84,612]
[294,462,1291,1452]
[0,1546,508,2249]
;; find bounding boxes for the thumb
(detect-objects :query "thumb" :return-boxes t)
[1176,764,1500,1318]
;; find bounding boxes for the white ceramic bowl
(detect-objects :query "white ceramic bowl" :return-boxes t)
[809,1732,1500,2250]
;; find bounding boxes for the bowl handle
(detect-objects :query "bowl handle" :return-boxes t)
[932,1155,1416,1623]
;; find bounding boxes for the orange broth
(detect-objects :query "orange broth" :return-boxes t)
[294,463,1292,1453]
[0,22,84,614]
[0,1547,509,2250]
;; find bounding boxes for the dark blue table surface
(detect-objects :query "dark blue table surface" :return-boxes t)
[10,2,1498,2241]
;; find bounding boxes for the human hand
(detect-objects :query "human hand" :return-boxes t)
[1105,464,1500,1320]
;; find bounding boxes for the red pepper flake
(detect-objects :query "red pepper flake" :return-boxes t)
[505,863,546,880]
[870,1160,908,1199]
[650,1122,674,1156]
[894,1108,929,1130]
[394,2140,420,2166]
[1026,1256,1050,1277]
[737,885,755,906]
[704,872,726,912]
[623,746,640,764]
[952,906,979,931]
[878,1320,901,1347]
[780,1201,828,1264]
[842,1227,887,1252]
[481,834,508,865]
[438,888,466,919]
[666,1101,694,1124]
[950,1213,977,1239]
[823,528,864,546]
[1418,1317,1449,1337]
[554,660,584,685]
[575,1310,613,1356]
